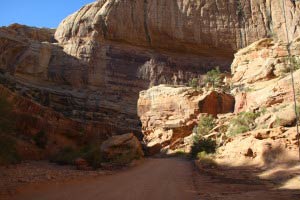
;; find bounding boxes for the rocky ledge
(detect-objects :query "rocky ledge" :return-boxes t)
[138,85,234,154]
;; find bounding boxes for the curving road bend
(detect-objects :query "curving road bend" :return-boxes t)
[11,158,199,200]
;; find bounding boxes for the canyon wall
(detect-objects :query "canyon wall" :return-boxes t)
[1,0,300,135]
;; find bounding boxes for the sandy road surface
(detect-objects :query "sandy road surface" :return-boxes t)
[10,158,198,200]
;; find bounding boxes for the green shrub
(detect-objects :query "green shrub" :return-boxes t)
[197,115,216,136]
[174,150,188,157]
[284,56,300,72]
[33,130,47,149]
[204,67,222,88]
[196,151,217,166]
[228,111,260,136]
[188,78,198,89]
[0,134,21,165]
[190,137,216,159]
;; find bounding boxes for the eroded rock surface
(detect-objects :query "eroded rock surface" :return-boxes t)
[0,23,56,43]
[231,37,300,112]
[138,85,234,154]
[1,0,300,136]
[0,84,110,159]
[217,127,299,166]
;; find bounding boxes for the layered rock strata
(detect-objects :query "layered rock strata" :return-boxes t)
[1,0,300,135]
[0,84,110,159]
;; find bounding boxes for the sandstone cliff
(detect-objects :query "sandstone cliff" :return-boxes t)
[1,0,300,136]
[0,84,111,159]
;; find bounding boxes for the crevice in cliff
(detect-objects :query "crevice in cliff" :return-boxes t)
[143,0,152,46]
[266,0,274,38]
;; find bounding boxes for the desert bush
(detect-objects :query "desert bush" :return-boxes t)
[190,137,217,159]
[196,151,217,166]
[280,56,300,76]
[228,111,260,136]
[197,115,216,136]
[285,56,300,72]
[174,150,188,157]
[188,78,198,89]
[204,67,222,88]
[0,134,21,165]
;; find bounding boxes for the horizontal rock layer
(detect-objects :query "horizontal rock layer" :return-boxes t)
[0,84,111,158]
[56,0,300,57]
[1,0,300,135]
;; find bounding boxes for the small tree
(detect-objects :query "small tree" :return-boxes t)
[204,67,222,88]
[197,115,216,136]
[190,138,217,159]
[188,78,198,89]
[287,56,300,71]
[190,115,217,159]
[281,56,300,74]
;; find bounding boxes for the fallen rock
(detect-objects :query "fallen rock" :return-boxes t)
[74,158,92,171]
[100,133,144,165]
[272,105,297,127]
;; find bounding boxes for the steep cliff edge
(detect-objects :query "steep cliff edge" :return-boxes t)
[55,0,300,57]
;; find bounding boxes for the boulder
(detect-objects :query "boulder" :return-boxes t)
[272,105,297,127]
[100,133,144,165]
[74,158,92,171]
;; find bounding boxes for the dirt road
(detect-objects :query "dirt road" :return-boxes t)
[11,158,198,200]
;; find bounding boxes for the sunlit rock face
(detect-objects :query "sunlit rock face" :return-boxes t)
[137,85,235,154]
[231,37,300,113]
[1,0,300,136]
